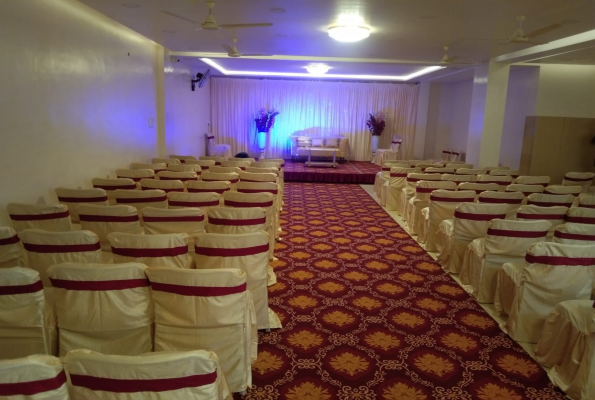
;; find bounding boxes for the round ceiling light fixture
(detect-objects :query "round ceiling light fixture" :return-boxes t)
[306,64,331,75]
[328,25,370,42]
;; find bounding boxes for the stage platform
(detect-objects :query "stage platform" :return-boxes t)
[283,160,380,184]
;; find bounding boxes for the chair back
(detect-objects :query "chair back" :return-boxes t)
[78,204,141,251]
[48,262,152,356]
[413,181,457,201]
[152,158,181,166]
[455,168,486,175]
[206,207,267,234]
[237,182,279,196]
[239,171,277,183]
[221,161,251,170]
[388,167,417,191]
[476,174,513,191]
[167,192,219,209]
[201,171,239,184]
[228,157,256,163]
[223,191,275,209]
[527,193,575,208]
[427,190,475,230]
[484,219,550,256]
[578,196,595,209]
[506,184,545,196]
[452,203,509,241]
[169,155,197,163]
[489,169,520,178]
[20,229,101,287]
[424,167,455,174]
[514,175,551,186]
[185,159,215,169]
[142,207,205,235]
[544,185,582,196]
[92,178,137,204]
[446,163,472,169]
[563,172,595,187]
[209,166,242,174]
[7,203,72,233]
[554,223,595,245]
[115,168,155,182]
[55,188,109,223]
[114,189,167,213]
[458,182,499,194]
[404,173,440,197]
[186,180,231,195]
[140,179,184,193]
[515,205,568,235]
[245,166,279,176]
[157,171,198,182]
[565,207,595,225]
[441,174,476,184]
[199,156,226,165]
[167,164,201,174]
[381,161,409,172]
[65,349,228,399]
[0,226,23,268]
[0,268,49,359]
[252,161,281,169]
[108,232,192,269]
[130,162,167,173]
[478,191,524,219]
[0,355,68,397]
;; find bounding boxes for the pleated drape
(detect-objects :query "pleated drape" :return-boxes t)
[210,77,419,161]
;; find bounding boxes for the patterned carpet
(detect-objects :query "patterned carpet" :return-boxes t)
[239,182,566,400]
[284,161,380,184]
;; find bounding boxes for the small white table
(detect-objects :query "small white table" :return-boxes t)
[306,147,338,168]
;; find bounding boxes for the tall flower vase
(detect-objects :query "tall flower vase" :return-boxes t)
[371,135,380,153]
[257,131,267,160]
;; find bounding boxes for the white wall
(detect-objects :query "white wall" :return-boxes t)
[424,80,473,160]
[0,0,162,224]
[164,61,211,158]
[536,64,595,118]
[500,66,539,170]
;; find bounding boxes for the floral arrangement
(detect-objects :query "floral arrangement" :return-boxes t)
[255,108,280,133]
[366,112,386,136]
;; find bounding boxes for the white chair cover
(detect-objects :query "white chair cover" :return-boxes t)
[115,169,155,183]
[221,161,251,170]
[485,166,509,172]
[406,181,457,235]
[245,166,279,176]
[47,262,152,356]
[383,167,418,210]
[228,157,256,163]
[478,191,524,219]
[527,193,575,208]
[193,232,281,330]
[139,179,184,193]
[0,355,68,399]
[157,171,198,182]
[167,192,219,210]
[186,181,231,199]
[514,175,551,186]
[476,174,514,192]
[55,188,109,223]
[130,163,167,173]
[239,171,283,199]
[0,268,56,359]
[199,156,227,165]
[440,174,476,184]
[206,208,267,235]
[151,158,181,166]
[142,207,205,236]
[455,168,486,175]
[544,185,582,196]
[251,161,280,169]
[554,223,595,245]
[92,178,137,205]
[398,173,441,217]
[78,205,141,251]
[0,226,23,268]
[209,166,243,175]
[535,300,595,400]
[169,155,197,163]
[20,230,101,287]
[186,159,216,169]
[146,267,256,393]
[65,349,230,400]
[374,162,410,199]
[201,172,239,190]
[108,232,193,269]
[419,190,475,251]
[436,203,509,274]
[566,207,595,225]
[236,182,281,228]
[489,169,520,178]
[578,196,595,209]
[446,163,471,169]
[563,172,595,188]
[206,134,232,158]
[515,204,568,237]
[506,184,545,201]
[424,167,455,174]
[459,219,550,303]
[495,242,595,343]
[261,159,286,178]
[167,164,201,174]
[457,182,499,196]
[114,189,167,215]
[7,203,72,233]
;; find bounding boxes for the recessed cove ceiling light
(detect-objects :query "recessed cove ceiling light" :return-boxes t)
[306,64,330,75]
[328,25,370,42]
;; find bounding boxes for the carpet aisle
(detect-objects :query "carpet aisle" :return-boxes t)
[240,182,565,399]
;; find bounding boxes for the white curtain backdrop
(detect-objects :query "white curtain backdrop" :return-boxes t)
[210,77,419,161]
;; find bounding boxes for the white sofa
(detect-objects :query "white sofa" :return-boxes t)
[291,136,349,161]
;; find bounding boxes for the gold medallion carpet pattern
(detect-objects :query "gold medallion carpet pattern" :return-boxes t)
[239,182,565,400]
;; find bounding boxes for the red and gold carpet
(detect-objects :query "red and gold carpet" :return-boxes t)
[284,161,380,184]
[240,182,565,400]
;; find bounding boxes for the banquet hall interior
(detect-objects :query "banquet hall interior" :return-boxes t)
[2,0,595,399]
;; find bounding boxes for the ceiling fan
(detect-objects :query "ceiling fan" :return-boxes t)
[161,0,273,31]
[223,37,270,57]
[438,46,474,65]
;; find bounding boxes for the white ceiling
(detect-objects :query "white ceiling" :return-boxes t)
[80,0,595,81]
